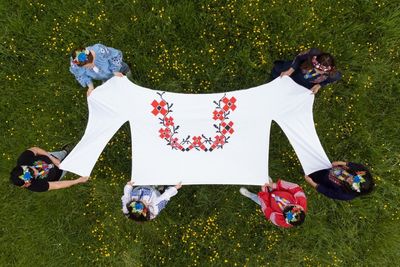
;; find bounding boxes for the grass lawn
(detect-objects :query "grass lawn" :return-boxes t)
[1,0,399,266]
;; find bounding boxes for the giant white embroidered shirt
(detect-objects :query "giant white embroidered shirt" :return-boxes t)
[60,76,331,185]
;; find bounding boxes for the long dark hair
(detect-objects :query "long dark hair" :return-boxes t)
[283,205,305,227]
[339,166,374,196]
[10,166,26,186]
[126,200,151,222]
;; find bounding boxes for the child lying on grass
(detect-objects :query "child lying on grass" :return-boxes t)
[304,161,374,201]
[240,179,307,228]
[121,181,182,222]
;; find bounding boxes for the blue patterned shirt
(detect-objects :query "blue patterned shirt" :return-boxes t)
[121,184,178,220]
[69,43,124,87]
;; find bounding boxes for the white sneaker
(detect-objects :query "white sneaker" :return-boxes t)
[239,187,251,197]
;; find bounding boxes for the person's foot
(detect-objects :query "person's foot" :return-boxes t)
[61,144,73,155]
[239,187,251,198]
[156,185,166,193]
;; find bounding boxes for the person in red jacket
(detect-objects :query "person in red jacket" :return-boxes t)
[240,179,307,228]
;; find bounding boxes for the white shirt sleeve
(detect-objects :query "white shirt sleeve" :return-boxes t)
[156,187,178,202]
[121,183,133,214]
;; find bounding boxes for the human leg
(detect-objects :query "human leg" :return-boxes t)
[120,62,131,75]
[50,150,68,161]
[49,150,68,179]
[239,187,261,206]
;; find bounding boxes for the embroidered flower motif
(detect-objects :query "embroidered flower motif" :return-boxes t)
[170,138,183,150]
[151,92,237,151]
[164,116,174,127]
[191,136,206,151]
[210,135,225,151]
[192,136,202,145]
[222,96,237,111]
[151,100,167,116]
[221,121,234,135]
[159,128,171,139]
[214,135,225,146]
[212,110,225,121]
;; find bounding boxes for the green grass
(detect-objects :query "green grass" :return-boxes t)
[1,0,400,266]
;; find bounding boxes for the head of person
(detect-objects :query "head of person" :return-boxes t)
[126,200,150,222]
[302,52,336,76]
[71,47,93,67]
[337,165,374,196]
[10,165,36,188]
[283,205,305,227]
[312,53,336,73]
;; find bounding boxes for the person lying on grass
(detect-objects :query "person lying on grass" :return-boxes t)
[304,161,374,201]
[240,179,307,228]
[271,48,341,94]
[10,146,89,192]
[70,43,131,96]
[121,181,182,222]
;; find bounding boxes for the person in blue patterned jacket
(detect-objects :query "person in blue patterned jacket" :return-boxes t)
[121,181,182,222]
[69,43,131,96]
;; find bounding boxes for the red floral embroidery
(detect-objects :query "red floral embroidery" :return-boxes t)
[221,121,234,135]
[192,136,203,145]
[159,128,171,139]
[214,135,225,145]
[187,136,207,151]
[222,97,237,112]
[151,92,237,152]
[164,116,174,127]
[210,135,225,150]
[151,100,167,116]
[170,138,183,150]
[213,110,225,121]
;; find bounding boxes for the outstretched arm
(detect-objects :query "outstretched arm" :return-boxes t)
[304,175,354,201]
[48,176,89,191]
[157,182,182,202]
[304,175,318,189]
[332,161,347,167]
[28,147,61,166]
[121,181,134,214]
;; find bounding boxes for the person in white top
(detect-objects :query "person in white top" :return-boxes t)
[121,181,182,221]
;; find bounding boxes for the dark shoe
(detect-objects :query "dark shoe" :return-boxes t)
[61,144,73,155]
[121,62,131,75]
[156,185,166,194]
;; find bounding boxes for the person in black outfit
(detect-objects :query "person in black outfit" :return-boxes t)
[10,147,89,192]
[304,161,374,201]
[271,48,342,94]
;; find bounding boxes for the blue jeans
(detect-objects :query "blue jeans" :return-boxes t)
[245,191,261,206]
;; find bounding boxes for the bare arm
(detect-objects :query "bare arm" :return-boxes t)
[332,161,347,167]
[48,176,89,191]
[304,175,318,189]
[29,147,50,156]
[29,147,61,166]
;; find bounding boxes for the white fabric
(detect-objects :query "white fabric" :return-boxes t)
[60,76,331,185]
